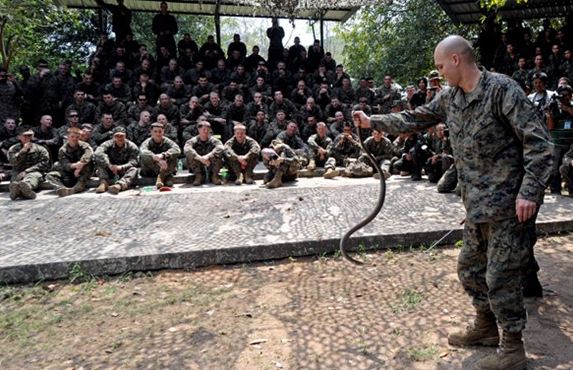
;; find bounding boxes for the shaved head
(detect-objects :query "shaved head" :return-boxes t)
[435,35,475,63]
[434,35,479,89]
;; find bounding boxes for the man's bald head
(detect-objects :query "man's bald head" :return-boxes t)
[435,35,475,63]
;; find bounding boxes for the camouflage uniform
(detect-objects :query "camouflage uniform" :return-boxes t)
[139,136,181,177]
[263,142,300,185]
[375,85,401,114]
[65,102,97,125]
[94,139,140,189]
[96,101,128,127]
[307,133,333,167]
[224,136,261,180]
[45,141,94,190]
[276,131,309,165]
[8,142,50,194]
[127,122,151,147]
[370,70,553,333]
[326,132,361,171]
[0,80,23,123]
[350,136,394,178]
[184,135,224,179]
[92,123,116,146]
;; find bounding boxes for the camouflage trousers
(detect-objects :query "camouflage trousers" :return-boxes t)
[226,155,258,177]
[45,163,94,190]
[186,154,224,176]
[353,154,391,178]
[140,154,178,177]
[97,166,139,189]
[264,160,299,183]
[458,215,538,332]
[10,171,43,190]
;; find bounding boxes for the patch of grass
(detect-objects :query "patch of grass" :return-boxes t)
[390,289,424,313]
[407,344,439,362]
[68,263,94,284]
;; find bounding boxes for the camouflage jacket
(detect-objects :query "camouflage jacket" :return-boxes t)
[371,70,553,222]
[57,141,94,172]
[331,133,361,159]
[224,136,261,159]
[307,134,333,153]
[140,137,181,159]
[95,139,140,169]
[127,122,151,147]
[362,136,394,162]
[184,135,224,158]
[276,131,307,151]
[8,142,50,174]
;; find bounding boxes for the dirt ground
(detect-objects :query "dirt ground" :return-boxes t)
[1,234,572,370]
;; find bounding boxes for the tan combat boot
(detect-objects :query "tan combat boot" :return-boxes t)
[19,181,37,199]
[475,331,526,370]
[9,182,21,200]
[108,183,123,195]
[211,172,222,185]
[56,187,73,197]
[192,171,203,186]
[95,181,108,193]
[307,159,316,171]
[235,173,243,185]
[155,175,165,189]
[266,170,283,189]
[448,311,499,347]
[323,168,339,179]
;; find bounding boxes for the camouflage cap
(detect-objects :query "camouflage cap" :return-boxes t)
[18,127,34,136]
[150,122,164,129]
[112,126,127,135]
[428,70,440,80]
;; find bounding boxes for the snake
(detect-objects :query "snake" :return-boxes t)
[339,125,387,265]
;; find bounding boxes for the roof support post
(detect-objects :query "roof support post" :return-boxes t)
[215,0,222,46]
[320,11,324,45]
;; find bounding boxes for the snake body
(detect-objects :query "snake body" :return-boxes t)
[339,128,387,265]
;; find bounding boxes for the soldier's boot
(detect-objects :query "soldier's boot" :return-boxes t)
[56,187,73,198]
[108,183,126,195]
[244,171,255,185]
[9,182,21,200]
[193,171,203,186]
[448,310,499,347]
[475,331,526,370]
[72,181,87,194]
[19,181,37,199]
[263,171,274,184]
[399,171,410,176]
[155,175,165,189]
[235,173,243,185]
[211,172,222,185]
[323,168,339,179]
[307,159,316,171]
[523,272,543,298]
[95,181,108,193]
[266,170,283,189]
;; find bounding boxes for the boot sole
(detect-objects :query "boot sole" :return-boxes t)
[448,336,499,347]
[476,359,526,370]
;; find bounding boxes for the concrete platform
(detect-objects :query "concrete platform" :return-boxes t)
[1,176,573,284]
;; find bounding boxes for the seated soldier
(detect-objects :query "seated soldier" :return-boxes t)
[32,115,60,162]
[140,122,181,188]
[157,113,179,143]
[183,121,224,186]
[45,127,94,197]
[261,140,300,189]
[224,124,260,185]
[8,127,50,200]
[306,122,333,171]
[423,123,454,183]
[1,118,19,166]
[247,110,268,144]
[94,126,140,194]
[560,142,573,196]
[127,110,152,147]
[348,128,394,179]
[391,132,426,181]
[276,121,310,167]
[93,113,117,147]
[324,122,361,179]
[80,123,98,149]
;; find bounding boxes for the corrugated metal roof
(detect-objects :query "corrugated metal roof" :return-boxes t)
[57,0,359,22]
[436,0,573,24]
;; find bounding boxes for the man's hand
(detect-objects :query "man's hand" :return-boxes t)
[109,164,120,174]
[152,154,163,162]
[73,162,85,177]
[158,159,168,171]
[516,198,537,223]
[352,111,371,129]
[22,142,33,152]
[238,156,248,168]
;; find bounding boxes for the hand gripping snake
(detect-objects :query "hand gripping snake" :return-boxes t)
[339,125,387,265]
